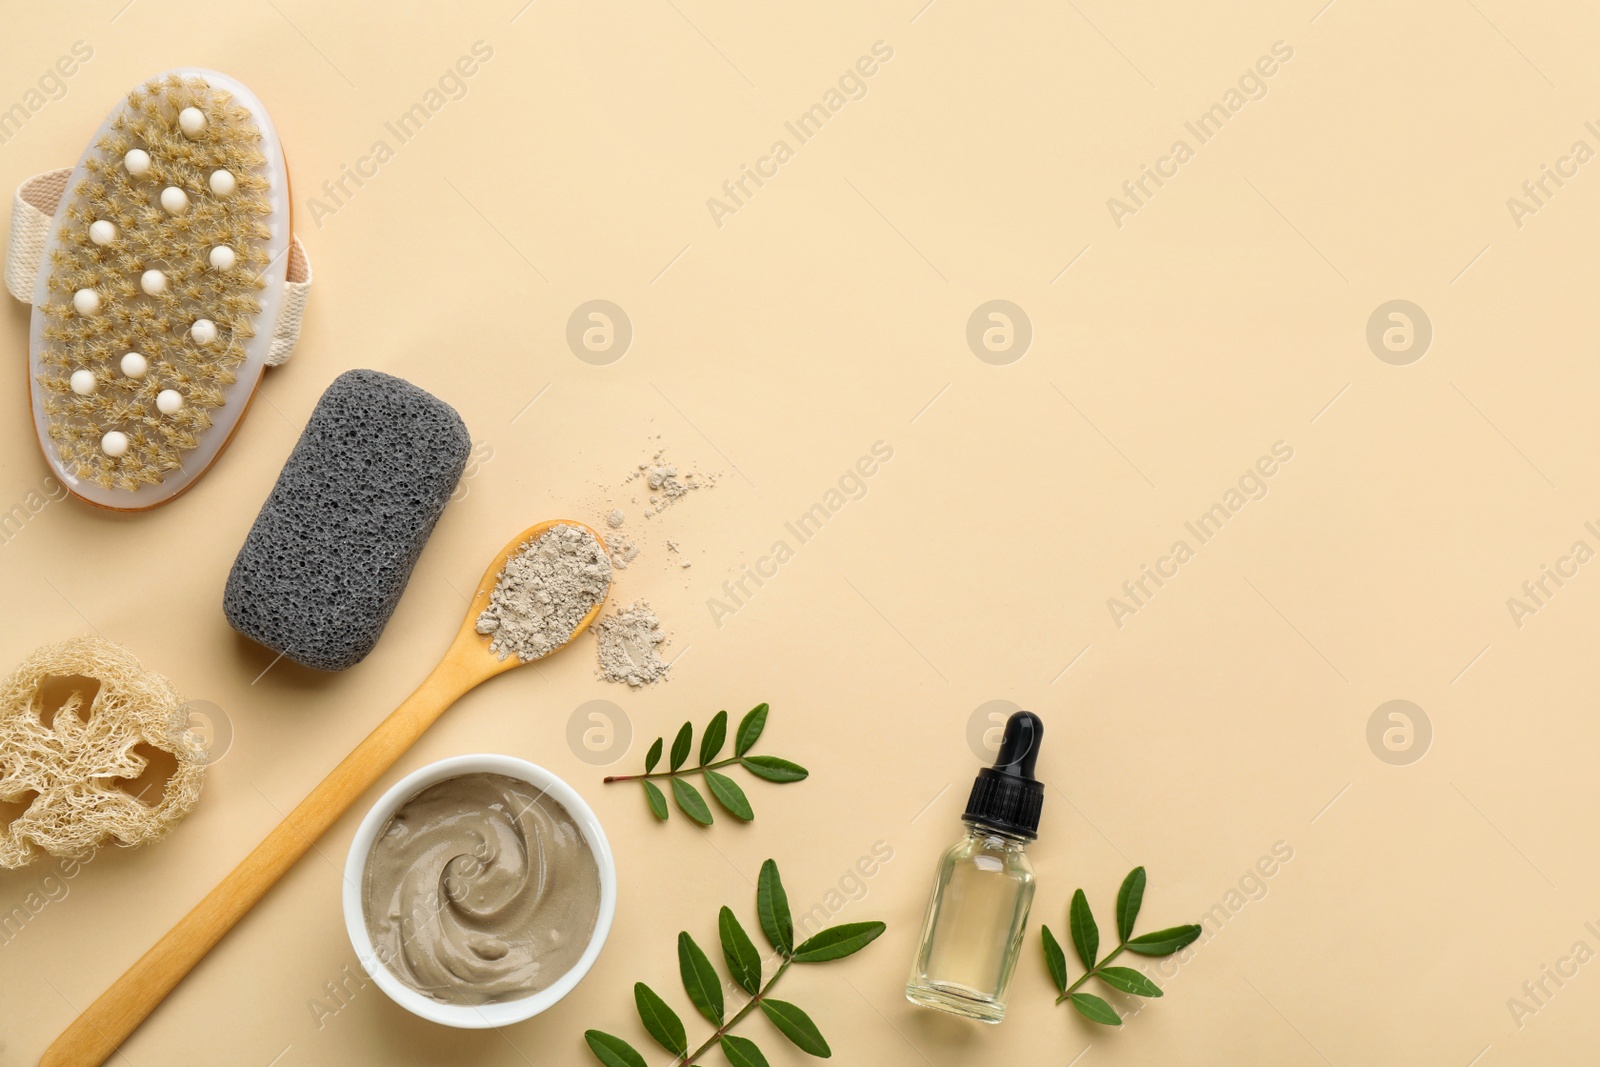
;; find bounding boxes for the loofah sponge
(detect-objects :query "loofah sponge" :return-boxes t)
[0,636,207,868]
[223,370,471,671]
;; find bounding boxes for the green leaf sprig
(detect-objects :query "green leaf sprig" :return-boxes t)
[1040,866,1202,1026]
[603,704,808,825]
[584,859,886,1066]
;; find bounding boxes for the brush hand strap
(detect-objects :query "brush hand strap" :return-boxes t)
[4,168,68,304]
[6,168,313,366]
[266,234,312,366]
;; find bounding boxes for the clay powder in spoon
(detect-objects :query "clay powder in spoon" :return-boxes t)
[475,524,612,661]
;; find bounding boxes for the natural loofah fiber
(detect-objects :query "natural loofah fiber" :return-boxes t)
[0,636,207,868]
[38,73,272,490]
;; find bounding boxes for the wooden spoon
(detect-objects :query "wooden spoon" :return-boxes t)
[42,520,610,1067]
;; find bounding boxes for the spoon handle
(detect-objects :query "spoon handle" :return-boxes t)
[40,652,483,1067]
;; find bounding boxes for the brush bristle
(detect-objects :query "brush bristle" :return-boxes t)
[37,74,273,490]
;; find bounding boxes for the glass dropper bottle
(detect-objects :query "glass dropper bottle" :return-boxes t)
[906,711,1044,1023]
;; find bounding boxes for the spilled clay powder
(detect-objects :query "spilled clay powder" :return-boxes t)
[476,525,612,661]
[607,534,641,571]
[626,447,718,517]
[596,600,670,687]
[595,444,714,575]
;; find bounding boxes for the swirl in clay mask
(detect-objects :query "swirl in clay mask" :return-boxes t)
[362,773,601,1004]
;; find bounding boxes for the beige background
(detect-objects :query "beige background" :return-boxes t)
[1,0,1597,1063]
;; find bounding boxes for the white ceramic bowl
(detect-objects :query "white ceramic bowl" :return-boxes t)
[342,754,617,1028]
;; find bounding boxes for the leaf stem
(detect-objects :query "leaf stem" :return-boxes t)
[1059,943,1125,1003]
[679,955,793,1065]
[604,757,743,784]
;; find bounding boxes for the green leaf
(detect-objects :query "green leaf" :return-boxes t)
[670,722,693,771]
[677,931,724,1025]
[584,1031,647,1067]
[720,1035,771,1067]
[1069,992,1122,1026]
[700,710,728,765]
[645,737,663,774]
[1040,925,1067,993]
[1124,924,1203,957]
[1115,867,1146,943]
[735,702,770,757]
[705,769,754,820]
[1068,889,1098,971]
[719,905,763,995]
[760,999,832,1057]
[740,755,809,783]
[632,983,686,1056]
[757,858,794,955]
[642,780,668,821]
[671,777,713,825]
[1097,966,1162,998]
[792,921,886,963]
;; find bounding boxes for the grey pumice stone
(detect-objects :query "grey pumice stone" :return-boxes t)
[223,369,471,671]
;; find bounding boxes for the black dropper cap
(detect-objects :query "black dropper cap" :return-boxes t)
[962,711,1045,839]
